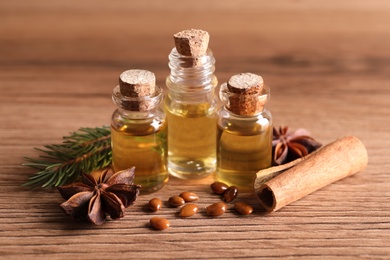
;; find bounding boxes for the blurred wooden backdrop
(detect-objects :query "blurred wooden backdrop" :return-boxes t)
[0,0,389,258]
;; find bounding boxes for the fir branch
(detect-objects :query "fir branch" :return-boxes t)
[23,126,112,189]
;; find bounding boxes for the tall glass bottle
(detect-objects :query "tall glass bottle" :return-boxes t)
[165,29,218,179]
[111,69,168,193]
[217,73,272,192]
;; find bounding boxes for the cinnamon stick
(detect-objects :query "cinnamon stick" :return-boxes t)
[254,156,305,188]
[254,135,368,212]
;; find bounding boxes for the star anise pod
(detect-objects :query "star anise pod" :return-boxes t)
[57,167,140,225]
[272,126,322,165]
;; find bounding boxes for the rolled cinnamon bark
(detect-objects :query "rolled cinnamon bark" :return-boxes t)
[254,135,368,212]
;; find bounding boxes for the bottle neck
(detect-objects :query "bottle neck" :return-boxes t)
[219,83,270,116]
[222,105,270,119]
[219,106,272,134]
[167,48,216,93]
[112,85,163,117]
[115,108,160,119]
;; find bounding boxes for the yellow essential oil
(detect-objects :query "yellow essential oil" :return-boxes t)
[111,121,168,193]
[217,122,272,191]
[165,97,216,179]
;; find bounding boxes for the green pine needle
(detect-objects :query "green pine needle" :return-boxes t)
[23,126,112,189]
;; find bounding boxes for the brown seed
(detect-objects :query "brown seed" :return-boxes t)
[179,204,198,217]
[234,202,253,215]
[180,192,199,202]
[211,182,229,195]
[206,202,227,216]
[148,198,162,212]
[168,196,185,207]
[223,186,238,202]
[150,217,170,230]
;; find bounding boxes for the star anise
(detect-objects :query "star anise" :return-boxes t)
[57,167,140,225]
[272,126,322,165]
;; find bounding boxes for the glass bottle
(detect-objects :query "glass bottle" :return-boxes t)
[165,37,218,179]
[216,73,272,192]
[111,69,168,193]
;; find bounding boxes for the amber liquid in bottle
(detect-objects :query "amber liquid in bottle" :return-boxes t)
[165,98,216,179]
[217,119,272,192]
[111,118,168,193]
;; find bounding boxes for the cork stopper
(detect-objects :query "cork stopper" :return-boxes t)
[119,70,156,97]
[116,70,157,112]
[222,73,268,116]
[227,73,264,94]
[173,29,210,57]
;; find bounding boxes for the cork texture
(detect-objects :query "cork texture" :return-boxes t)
[121,100,154,112]
[119,70,156,97]
[117,70,157,112]
[173,29,210,57]
[228,95,264,116]
[227,73,263,94]
[225,73,266,116]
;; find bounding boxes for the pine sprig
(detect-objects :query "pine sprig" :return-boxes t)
[23,126,112,189]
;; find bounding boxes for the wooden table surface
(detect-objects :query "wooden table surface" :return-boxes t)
[1,0,389,259]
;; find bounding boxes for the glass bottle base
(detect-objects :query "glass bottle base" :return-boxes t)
[167,158,215,179]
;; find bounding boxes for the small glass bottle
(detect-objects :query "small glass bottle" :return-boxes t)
[217,73,272,192]
[111,69,168,193]
[165,29,218,179]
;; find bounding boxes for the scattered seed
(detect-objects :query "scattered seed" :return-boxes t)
[148,198,162,212]
[179,204,198,217]
[180,192,199,202]
[210,181,229,195]
[150,217,170,230]
[223,186,238,202]
[234,202,253,215]
[169,195,185,207]
[206,202,227,216]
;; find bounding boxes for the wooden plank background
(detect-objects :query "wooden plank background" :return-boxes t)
[0,0,389,258]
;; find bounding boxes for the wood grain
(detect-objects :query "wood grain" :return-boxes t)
[1,0,389,258]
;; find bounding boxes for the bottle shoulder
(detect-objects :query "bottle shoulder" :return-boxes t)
[217,107,272,135]
[111,109,166,135]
